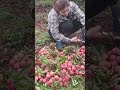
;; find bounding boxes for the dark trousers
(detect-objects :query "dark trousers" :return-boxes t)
[86,0,120,35]
[48,19,83,41]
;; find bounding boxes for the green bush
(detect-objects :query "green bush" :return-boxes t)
[4,16,34,47]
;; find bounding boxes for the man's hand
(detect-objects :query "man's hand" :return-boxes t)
[70,37,81,42]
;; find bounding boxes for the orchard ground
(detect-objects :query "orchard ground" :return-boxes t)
[35,0,120,90]
[1,0,120,90]
[35,0,85,90]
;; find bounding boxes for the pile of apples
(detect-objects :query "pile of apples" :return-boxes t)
[98,47,120,90]
[35,46,85,87]
[35,60,85,87]
[9,50,34,74]
[77,46,85,58]
[99,47,120,74]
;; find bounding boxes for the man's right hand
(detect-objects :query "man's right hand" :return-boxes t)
[70,37,81,42]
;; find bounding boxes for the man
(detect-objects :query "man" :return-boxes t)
[48,0,85,49]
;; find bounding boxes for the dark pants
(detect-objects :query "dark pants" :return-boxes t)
[86,0,120,35]
[48,19,84,41]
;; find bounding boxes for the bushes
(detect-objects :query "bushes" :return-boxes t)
[4,16,34,47]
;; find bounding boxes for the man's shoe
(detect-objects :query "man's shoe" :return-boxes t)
[56,41,64,49]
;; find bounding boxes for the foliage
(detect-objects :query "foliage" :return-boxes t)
[4,16,34,47]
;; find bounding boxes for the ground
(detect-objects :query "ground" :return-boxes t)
[0,0,34,89]
[0,0,120,90]
[35,0,85,90]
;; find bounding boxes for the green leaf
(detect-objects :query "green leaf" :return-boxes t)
[16,83,30,90]
[41,56,48,65]
[16,64,31,80]
[18,78,34,87]
[93,45,101,60]
[35,86,41,90]
[58,56,67,64]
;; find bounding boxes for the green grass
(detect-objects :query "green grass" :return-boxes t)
[35,0,53,7]
[4,16,34,47]
[35,31,51,46]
